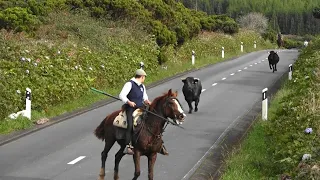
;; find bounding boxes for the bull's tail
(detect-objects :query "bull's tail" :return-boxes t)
[94,118,106,141]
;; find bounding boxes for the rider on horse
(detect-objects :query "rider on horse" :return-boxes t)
[119,68,169,156]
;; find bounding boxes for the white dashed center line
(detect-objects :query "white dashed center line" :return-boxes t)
[244,67,247,69]
[262,60,265,61]
[202,89,206,92]
[250,65,253,66]
[222,77,226,80]
[230,73,235,75]
[238,70,242,72]
[212,83,217,86]
[67,156,86,165]
[254,63,257,64]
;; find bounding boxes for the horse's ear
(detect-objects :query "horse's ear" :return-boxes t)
[167,89,173,96]
[172,90,178,97]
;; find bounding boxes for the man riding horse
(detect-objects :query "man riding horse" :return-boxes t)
[119,68,169,156]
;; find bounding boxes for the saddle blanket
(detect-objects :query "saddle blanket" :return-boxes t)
[113,108,143,129]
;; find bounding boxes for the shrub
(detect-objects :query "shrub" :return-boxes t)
[0,7,40,32]
[237,12,268,34]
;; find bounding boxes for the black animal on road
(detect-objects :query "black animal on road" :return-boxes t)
[268,51,280,73]
[181,77,202,114]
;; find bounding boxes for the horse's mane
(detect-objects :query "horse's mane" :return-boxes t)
[149,92,169,111]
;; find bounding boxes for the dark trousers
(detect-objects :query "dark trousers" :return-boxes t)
[125,107,135,145]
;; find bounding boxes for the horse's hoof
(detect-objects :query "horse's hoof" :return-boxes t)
[195,108,198,112]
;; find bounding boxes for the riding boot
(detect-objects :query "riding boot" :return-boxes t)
[123,107,134,155]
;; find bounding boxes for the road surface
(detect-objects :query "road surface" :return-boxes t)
[0,49,299,180]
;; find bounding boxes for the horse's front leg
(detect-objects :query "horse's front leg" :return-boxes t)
[132,150,141,180]
[147,153,157,180]
[269,63,272,70]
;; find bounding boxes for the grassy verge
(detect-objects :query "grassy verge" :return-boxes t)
[0,11,274,135]
[220,37,320,180]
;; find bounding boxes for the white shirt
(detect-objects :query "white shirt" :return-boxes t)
[119,77,149,104]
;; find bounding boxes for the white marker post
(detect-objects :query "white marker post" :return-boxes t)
[254,41,256,49]
[241,42,243,52]
[140,61,144,70]
[192,50,195,65]
[24,88,31,120]
[262,88,268,121]
[289,64,293,80]
[222,47,224,58]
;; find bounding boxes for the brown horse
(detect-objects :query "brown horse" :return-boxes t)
[94,89,186,180]
[277,33,284,48]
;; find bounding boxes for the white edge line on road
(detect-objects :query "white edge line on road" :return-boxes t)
[201,89,206,92]
[181,114,245,180]
[230,73,235,75]
[67,156,86,165]
[222,77,226,80]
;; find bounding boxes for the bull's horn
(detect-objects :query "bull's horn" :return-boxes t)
[181,77,186,80]
[194,78,200,80]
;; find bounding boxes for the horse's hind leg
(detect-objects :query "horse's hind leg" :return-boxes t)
[275,63,278,71]
[269,63,272,70]
[99,138,116,180]
[114,145,126,180]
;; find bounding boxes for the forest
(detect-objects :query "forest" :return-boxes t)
[179,0,320,35]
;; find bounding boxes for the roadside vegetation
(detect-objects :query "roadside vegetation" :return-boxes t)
[0,1,276,135]
[220,36,320,180]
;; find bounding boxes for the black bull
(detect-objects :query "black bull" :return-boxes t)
[181,77,202,114]
[268,51,280,73]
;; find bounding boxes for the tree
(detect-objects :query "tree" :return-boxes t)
[237,12,268,34]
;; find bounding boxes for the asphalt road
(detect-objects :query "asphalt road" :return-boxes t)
[0,49,299,180]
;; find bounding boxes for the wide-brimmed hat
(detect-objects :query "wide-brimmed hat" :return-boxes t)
[135,69,147,76]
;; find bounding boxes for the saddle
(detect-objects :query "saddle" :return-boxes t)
[113,108,144,129]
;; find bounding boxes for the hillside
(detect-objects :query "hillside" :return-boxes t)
[179,0,320,35]
[0,0,275,134]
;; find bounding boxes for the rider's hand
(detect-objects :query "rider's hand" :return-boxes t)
[144,100,151,105]
[127,101,136,107]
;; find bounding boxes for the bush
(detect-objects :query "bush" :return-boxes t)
[237,12,268,34]
[0,7,40,32]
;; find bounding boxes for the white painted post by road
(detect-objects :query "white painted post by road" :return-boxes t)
[222,47,224,58]
[192,50,195,65]
[254,41,256,49]
[25,88,31,120]
[140,61,144,69]
[262,88,268,121]
[289,64,293,80]
[241,42,243,52]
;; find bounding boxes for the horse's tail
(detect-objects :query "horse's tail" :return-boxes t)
[94,118,106,141]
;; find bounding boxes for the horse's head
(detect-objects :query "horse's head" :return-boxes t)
[162,89,186,125]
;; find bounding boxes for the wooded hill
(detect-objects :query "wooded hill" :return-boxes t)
[179,0,320,35]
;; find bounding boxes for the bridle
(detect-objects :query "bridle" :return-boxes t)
[139,96,185,140]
